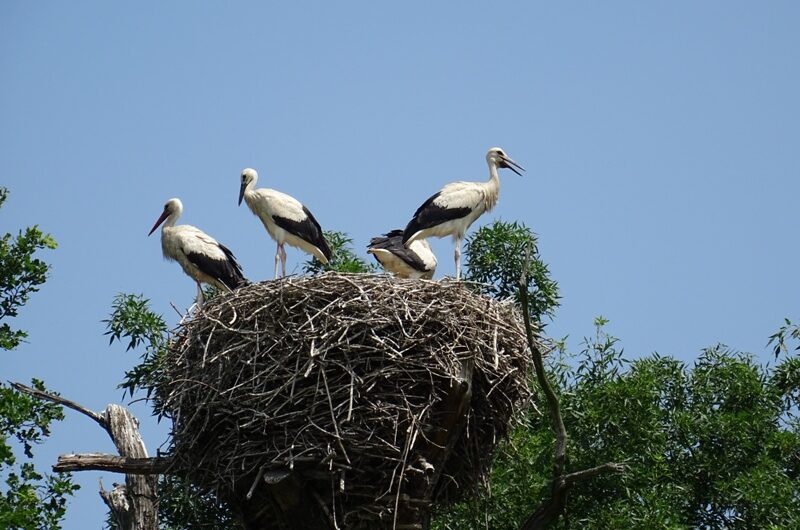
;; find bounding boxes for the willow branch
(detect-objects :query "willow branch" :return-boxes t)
[517,265,567,477]
[517,246,624,530]
[563,462,627,485]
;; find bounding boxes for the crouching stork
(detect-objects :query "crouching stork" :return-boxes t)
[368,229,437,279]
[238,168,332,278]
[402,147,524,280]
[148,198,247,307]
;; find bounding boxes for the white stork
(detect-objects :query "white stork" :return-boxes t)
[402,147,524,280]
[148,198,247,308]
[238,168,332,278]
[368,229,437,279]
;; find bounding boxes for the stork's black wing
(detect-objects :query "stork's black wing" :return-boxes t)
[402,192,472,243]
[187,243,248,290]
[368,230,429,272]
[272,206,332,260]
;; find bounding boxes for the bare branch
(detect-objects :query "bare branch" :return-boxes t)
[54,453,171,474]
[11,381,108,432]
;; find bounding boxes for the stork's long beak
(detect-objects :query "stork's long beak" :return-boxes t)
[500,155,525,176]
[238,182,246,206]
[148,210,169,236]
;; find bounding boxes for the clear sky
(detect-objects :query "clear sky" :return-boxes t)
[2,2,799,528]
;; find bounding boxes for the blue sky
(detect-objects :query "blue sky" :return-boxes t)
[2,2,799,528]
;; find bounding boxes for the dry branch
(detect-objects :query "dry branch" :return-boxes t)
[11,382,107,429]
[54,453,170,474]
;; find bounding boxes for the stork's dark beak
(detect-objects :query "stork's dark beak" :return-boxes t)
[238,182,246,206]
[500,155,525,176]
[148,209,169,236]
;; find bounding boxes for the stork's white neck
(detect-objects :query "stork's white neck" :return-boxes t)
[243,176,260,199]
[488,161,501,183]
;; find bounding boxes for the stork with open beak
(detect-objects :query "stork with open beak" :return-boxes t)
[238,168,332,278]
[402,147,524,280]
[368,229,437,279]
[148,198,247,308]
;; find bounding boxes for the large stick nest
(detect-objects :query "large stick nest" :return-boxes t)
[158,273,537,528]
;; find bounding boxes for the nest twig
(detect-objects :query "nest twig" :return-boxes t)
[157,272,538,528]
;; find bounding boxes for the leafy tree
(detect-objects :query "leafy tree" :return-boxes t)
[464,220,560,324]
[303,230,376,274]
[0,187,78,529]
[0,188,57,350]
[434,320,800,529]
[0,381,79,530]
[769,318,800,358]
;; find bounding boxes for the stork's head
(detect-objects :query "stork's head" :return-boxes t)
[148,198,183,236]
[239,168,259,205]
[486,147,525,176]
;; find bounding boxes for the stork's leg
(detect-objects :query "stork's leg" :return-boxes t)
[274,241,281,280]
[195,282,205,308]
[279,243,287,278]
[454,239,462,280]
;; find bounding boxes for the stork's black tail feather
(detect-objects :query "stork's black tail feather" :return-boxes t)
[319,236,333,261]
[216,243,248,290]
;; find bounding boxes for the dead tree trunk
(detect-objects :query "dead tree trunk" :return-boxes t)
[11,383,159,530]
[97,404,158,530]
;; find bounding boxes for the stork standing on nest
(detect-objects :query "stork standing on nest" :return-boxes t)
[148,198,247,308]
[368,229,437,279]
[239,168,332,278]
[402,147,524,280]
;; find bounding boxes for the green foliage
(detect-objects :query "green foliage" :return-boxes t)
[105,475,239,530]
[303,231,376,275]
[157,476,238,530]
[0,188,77,529]
[104,293,169,407]
[1,378,80,530]
[0,380,80,529]
[768,318,800,358]
[434,321,800,529]
[464,220,559,324]
[0,187,57,351]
